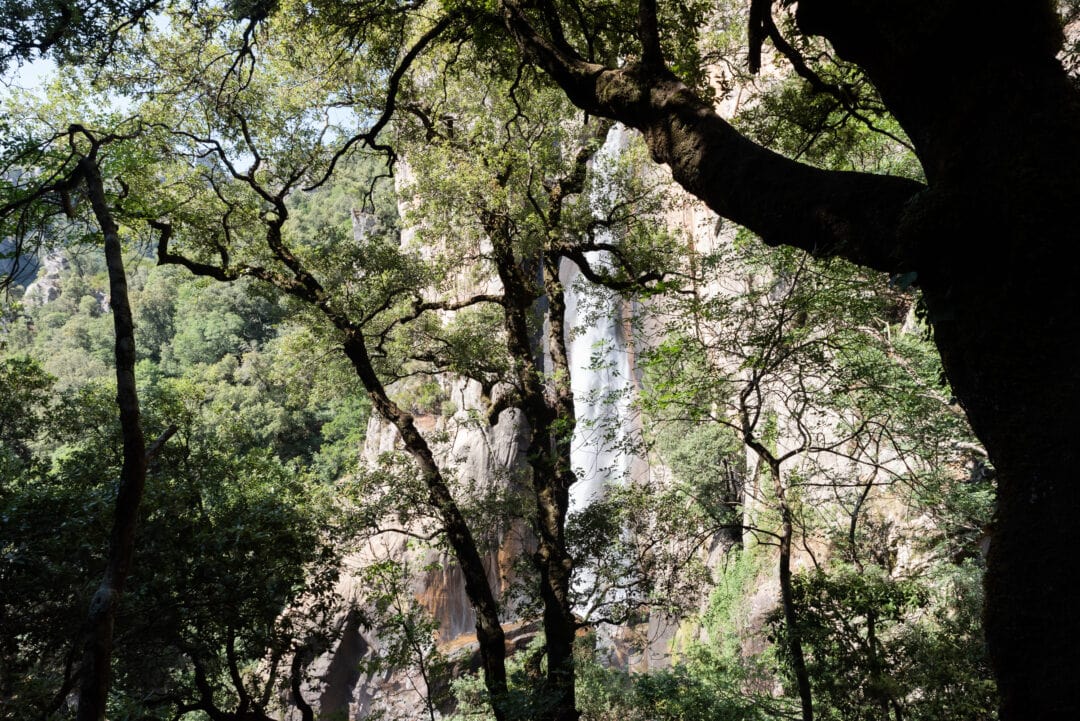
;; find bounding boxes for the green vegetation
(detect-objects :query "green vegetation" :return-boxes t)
[769,561,996,721]
[0,353,348,720]
[0,1,1032,719]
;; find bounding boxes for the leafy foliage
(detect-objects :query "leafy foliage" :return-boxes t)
[769,562,996,721]
[0,1,1011,717]
[1,406,343,720]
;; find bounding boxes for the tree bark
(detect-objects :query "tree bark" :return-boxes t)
[503,2,1080,717]
[485,211,580,721]
[796,4,1080,718]
[75,157,149,721]
[501,1,924,273]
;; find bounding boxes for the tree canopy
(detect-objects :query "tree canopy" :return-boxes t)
[3,1,1079,720]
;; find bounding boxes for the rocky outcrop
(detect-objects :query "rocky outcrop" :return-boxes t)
[302,126,970,718]
[21,251,68,305]
[1,239,41,290]
[304,375,532,719]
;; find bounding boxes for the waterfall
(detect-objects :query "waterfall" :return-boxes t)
[565,123,636,516]
[563,255,635,513]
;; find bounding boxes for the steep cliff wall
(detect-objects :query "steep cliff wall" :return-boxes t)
[303,122,985,719]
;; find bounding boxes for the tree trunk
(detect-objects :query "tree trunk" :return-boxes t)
[923,247,1080,721]
[157,201,513,718]
[341,332,510,721]
[794,5,1080,717]
[539,249,582,721]
[486,215,580,721]
[75,157,148,721]
[767,461,813,721]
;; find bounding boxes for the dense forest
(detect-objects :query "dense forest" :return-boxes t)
[2,1,1078,720]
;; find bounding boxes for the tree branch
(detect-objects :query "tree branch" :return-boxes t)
[637,0,663,68]
[501,1,925,274]
[305,11,463,191]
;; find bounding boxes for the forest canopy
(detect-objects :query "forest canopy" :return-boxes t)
[3,2,1079,721]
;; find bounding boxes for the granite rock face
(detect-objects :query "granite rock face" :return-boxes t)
[298,127,955,719]
[300,375,534,719]
[21,251,68,305]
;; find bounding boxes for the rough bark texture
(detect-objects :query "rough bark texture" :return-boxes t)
[796,4,1080,718]
[485,212,580,721]
[75,157,148,721]
[505,1,1080,718]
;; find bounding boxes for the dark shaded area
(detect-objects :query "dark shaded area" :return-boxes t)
[319,609,369,718]
[0,238,39,288]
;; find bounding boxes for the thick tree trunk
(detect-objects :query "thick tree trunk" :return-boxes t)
[796,5,1080,717]
[923,249,1080,721]
[75,158,148,721]
[486,215,580,721]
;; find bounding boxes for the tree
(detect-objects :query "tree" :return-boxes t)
[0,96,355,721]
[769,561,996,721]
[0,0,166,72]
[5,1,1079,716]
[393,43,691,712]
[636,235,989,720]
[0,119,174,721]
[3,25,519,715]
[497,4,1080,716]
[143,44,675,720]
[0,362,348,721]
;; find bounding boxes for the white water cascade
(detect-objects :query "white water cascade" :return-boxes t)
[565,123,637,513]
[563,254,636,507]
[562,124,641,616]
